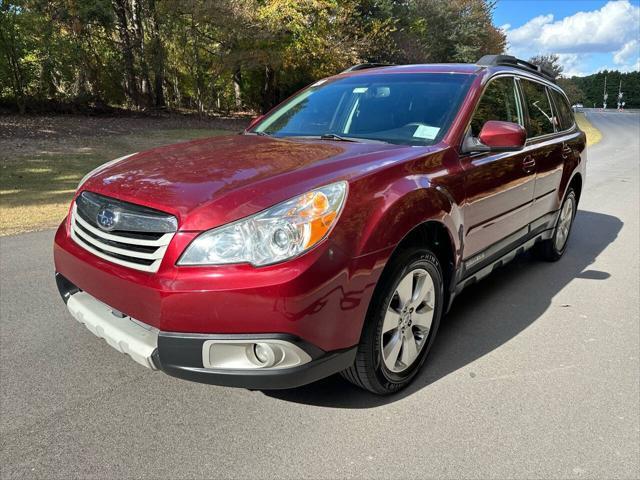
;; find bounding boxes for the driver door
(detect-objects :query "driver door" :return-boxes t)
[461,76,536,266]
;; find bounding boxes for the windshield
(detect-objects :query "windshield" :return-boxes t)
[253,73,473,146]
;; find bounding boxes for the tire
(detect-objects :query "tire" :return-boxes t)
[341,247,444,395]
[534,188,577,262]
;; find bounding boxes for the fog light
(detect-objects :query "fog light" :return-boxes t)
[253,343,276,367]
[203,339,311,370]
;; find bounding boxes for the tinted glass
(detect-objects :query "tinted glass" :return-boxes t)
[254,73,473,146]
[549,88,574,131]
[470,77,523,137]
[521,79,556,137]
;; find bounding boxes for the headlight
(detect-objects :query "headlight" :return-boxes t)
[178,181,348,266]
[77,153,137,190]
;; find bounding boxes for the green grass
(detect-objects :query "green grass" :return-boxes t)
[575,112,603,147]
[0,128,227,236]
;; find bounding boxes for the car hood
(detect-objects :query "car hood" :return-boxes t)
[82,134,425,231]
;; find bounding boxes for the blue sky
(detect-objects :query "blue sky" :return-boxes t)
[493,0,640,76]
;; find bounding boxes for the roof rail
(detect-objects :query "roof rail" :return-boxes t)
[341,63,393,74]
[477,55,556,83]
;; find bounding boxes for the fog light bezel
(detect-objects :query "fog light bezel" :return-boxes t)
[202,339,312,370]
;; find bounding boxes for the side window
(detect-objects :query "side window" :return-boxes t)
[549,88,574,131]
[521,79,556,137]
[470,77,523,137]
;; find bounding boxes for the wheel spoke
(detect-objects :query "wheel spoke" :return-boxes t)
[395,274,414,308]
[382,308,400,335]
[412,309,433,331]
[412,273,433,307]
[400,333,418,366]
[383,331,402,368]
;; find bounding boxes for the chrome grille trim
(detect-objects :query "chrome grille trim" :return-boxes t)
[73,209,174,247]
[76,191,178,233]
[70,199,176,273]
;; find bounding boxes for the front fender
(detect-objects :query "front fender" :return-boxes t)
[333,173,462,265]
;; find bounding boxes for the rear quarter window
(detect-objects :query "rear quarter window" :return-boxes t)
[520,79,556,137]
[549,88,575,131]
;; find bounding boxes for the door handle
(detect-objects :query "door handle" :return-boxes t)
[522,156,536,172]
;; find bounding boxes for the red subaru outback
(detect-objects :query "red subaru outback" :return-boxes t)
[54,55,585,394]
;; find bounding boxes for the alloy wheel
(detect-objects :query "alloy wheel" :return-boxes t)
[380,268,436,373]
[555,195,575,251]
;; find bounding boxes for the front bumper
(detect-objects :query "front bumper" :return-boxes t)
[57,273,356,389]
[54,219,381,352]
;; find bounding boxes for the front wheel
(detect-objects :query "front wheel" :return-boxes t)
[535,188,577,261]
[341,247,444,394]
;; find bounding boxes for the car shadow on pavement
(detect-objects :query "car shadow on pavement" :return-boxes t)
[263,210,622,408]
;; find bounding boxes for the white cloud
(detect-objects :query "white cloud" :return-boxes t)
[618,59,640,72]
[503,0,640,74]
[506,14,555,49]
[613,39,639,65]
[555,53,590,77]
[582,60,640,74]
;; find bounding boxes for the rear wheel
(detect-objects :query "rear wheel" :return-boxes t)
[535,188,577,261]
[341,247,444,394]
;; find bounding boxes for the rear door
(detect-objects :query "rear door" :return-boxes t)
[518,78,564,226]
[461,76,536,262]
[548,86,582,203]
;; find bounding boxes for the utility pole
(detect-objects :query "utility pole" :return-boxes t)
[603,75,608,109]
[617,79,624,111]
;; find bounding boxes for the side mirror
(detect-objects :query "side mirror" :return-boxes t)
[246,114,265,131]
[463,120,527,153]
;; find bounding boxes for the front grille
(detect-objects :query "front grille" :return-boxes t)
[70,191,177,273]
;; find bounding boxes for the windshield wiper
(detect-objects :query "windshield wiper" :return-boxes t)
[319,133,359,142]
[243,130,272,137]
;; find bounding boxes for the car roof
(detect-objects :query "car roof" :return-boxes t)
[338,63,562,92]
[340,64,483,76]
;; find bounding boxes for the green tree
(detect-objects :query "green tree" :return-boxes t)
[529,54,563,78]
[0,0,510,113]
[557,78,585,105]
[570,70,640,108]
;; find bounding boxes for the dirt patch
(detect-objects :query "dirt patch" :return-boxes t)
[0,114,249,161]
[0,114,248,235]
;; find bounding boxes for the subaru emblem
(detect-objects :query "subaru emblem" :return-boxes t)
[96,208,118,231]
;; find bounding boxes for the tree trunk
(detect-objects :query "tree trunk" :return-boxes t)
[173,75,181,107]
[261,65,277,114]
[191,18,205,116]
[73,67,88,100]
[112,0,141,108]
[0,11,27,113]
[131,0,154,108]
[233,68,242,109]
[148,0,166,108]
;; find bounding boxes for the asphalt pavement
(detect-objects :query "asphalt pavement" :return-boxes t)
[1,111,639,479]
